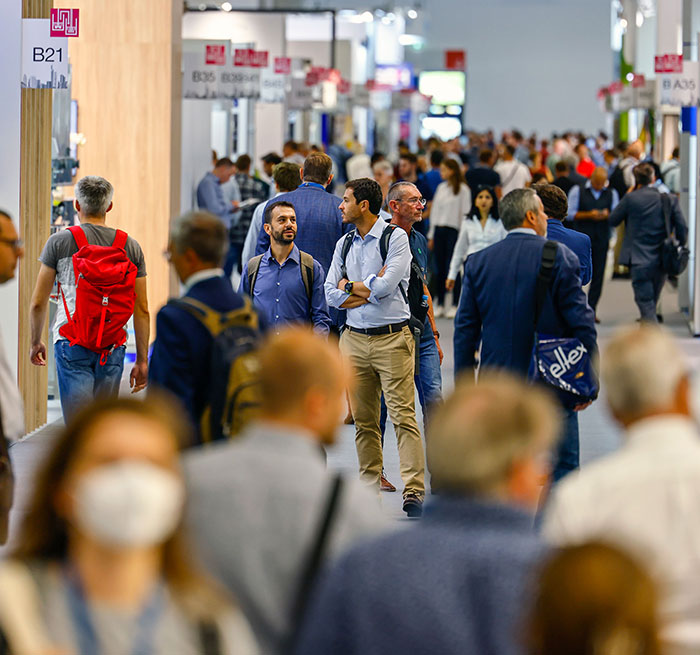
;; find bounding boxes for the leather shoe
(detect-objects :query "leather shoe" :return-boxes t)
[402,493,423,518]
[380,473,396,492]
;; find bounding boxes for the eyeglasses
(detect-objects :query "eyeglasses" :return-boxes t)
[0,237,23,250]
[399,197,427,207]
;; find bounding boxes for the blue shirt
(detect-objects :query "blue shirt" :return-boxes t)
[240,245,331,336]
[196,172,235,228]
[423,169,442,197]
[567,182,620,222]
[325,217,411,329]
[546,219,592,286]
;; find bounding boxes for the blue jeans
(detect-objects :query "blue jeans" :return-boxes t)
[551,407,579,483]
[380,324,442,443]
[55,340,126,423]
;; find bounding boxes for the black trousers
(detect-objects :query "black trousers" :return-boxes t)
[432,225,460,306]
[572,220,609,312]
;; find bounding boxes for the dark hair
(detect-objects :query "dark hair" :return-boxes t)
[0,209,12,221]
[262,152,282,165]
[302,152,333,184]
[264,200,296,225]
[531,172,548,185]
[672,147,680,159]
[370,152,385,167]
[479,149,493,164]
[633,162,655,187]
[470,185,499,219]
[554,161,569,175]
[430,150,445,167]
[215,157,234,168]
[284,140,300,152]
[235,154,251,171]
[272,162,301,193]
[504,144,516,157]
[170,211,228,266]
[442,158,463,195]
[533,184,568,221]
[399,152,418,165]
[346,178,383,215]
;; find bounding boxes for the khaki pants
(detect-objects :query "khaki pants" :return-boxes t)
[340,326,425,498]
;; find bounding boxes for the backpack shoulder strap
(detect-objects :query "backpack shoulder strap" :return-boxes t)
[660,193,672,237]
[299,251,315,303]
[379,223,399,262]
[247,254,264,297]
[339,230,356,279]
[112,229,128,251]
[67,225,88,250]
[535,240,558,329]
[168,297,223,337]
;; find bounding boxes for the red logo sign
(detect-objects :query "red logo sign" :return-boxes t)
[445,49,466,70]
[597,86,610,100]
[205,45,226,66]
[274,57,291,75]
[50,8,79,37]
[338,78,351,94]
[252,51,269,68]
[234,49,268,68]
[655,54,683,73]
[631,74,646,88]
[608,81,623,94]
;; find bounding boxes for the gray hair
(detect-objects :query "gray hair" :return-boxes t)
[386,181,417,204]
[170,211,228,266]
[500,188,540,231]
[74,176,114,217]
[602,325,687,418]
[427,373,559,495]
[373,160,393,176]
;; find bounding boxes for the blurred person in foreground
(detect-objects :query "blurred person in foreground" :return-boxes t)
[0,395,257,654]
[185,329,387,654]
[544,325,700,655]
[527,542,660,655]
[295,374,558,655]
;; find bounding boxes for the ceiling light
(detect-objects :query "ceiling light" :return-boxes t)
[399,34,425,47]
[360,11,373,22]
[407,9,418,19]
[221,2,232,10]
[619,18,628,29]
[636,10,644,27]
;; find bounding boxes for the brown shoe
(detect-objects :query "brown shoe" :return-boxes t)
[380,473,396,492]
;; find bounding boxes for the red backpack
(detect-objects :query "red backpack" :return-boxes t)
[58,226,138,364]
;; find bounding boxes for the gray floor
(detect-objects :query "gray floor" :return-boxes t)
[5,277,700,539]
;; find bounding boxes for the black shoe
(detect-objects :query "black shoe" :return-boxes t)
[402,494,423,518]
[657,314,664,323]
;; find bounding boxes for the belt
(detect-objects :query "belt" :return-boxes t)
[346,320,409,336]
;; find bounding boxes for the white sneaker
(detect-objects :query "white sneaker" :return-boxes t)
[433,304,444,318]
[445,304,457,319]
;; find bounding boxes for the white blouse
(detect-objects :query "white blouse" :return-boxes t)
[447,214,507,280]
[427,182,472,239]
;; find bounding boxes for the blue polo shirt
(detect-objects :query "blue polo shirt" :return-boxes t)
[546,219,592,286]
[240,245,331,335]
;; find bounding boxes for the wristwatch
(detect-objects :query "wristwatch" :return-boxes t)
[344,281,354,294]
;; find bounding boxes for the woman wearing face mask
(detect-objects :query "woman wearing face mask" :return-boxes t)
[0,396,258,655]
[446,185,506,292]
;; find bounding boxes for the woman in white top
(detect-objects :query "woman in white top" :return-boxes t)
[427,158,472,318]
[446,185,507,290]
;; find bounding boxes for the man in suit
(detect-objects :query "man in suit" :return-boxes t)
[609,163,687,323]
[454,188,597,481]
[149,211,253,440]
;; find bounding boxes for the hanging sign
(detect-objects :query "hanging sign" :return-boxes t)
[274,57,291,75]
[230,48,264,99]
[655,54,683,74]
[21,19,69,89]
[658,61,699,107]
[183,40,228,99]
[260,66,287,103]
[445,49,466,71]
[288,76,314,109]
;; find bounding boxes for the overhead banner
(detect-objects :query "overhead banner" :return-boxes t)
[260,66,287,103]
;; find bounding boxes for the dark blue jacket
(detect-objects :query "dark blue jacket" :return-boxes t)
[295,497,545,655]
[454,232,597,377]
[546,218,592,286]
[148,276,247,440]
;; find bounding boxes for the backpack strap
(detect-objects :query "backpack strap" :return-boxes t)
[67,225,88,250]
[661,192,672,238]
[112,229,128,251]
[299,251,315,304]
[534,241,558,330]
[247,254,264,297]
[339,230,356,279]
[169,296,258,337]
[379,223,400,262]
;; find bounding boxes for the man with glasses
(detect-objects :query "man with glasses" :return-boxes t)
[325,178,426,517]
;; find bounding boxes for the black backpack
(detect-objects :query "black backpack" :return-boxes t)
[609,164,629,198]
[339,223,428,332]
[168,296,261,443]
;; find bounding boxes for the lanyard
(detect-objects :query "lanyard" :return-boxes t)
[64,566,166,655]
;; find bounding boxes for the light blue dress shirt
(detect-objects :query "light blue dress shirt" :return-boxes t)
[567,183,620,222]
[196,172,236,229]
[325,217,411,329]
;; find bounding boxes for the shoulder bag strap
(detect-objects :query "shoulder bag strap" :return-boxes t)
[299,251,315,304]
[112,229,128,251]
[500,161,520,188]
[247,254,264,297]
[67,225,88,250]
[285,474,344,654]
[661,193,672,238]
[534,241,558,330]
[379,223,398,262]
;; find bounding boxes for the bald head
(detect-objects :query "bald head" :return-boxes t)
[590,167,608,191]
[627,140,644,160]
[258,328,349,443]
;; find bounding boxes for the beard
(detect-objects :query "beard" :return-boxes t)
[271,228,296,244]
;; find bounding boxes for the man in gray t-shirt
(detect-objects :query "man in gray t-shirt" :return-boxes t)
[29,176,150,422]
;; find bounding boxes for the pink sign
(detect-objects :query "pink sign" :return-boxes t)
[274,57,291,75]
[655,54,683,73]
[50,8,79,37]
[631,74,646,88]
[234,49,268,68]
[597,86,609,100]
[338,78,351,94]
[252,50,269,68]
[205,45,226,66]
[608,81,623,94]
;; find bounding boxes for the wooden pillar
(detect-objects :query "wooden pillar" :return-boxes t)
[19,0,52,432]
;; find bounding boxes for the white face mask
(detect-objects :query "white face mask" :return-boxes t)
[71,460,185,549]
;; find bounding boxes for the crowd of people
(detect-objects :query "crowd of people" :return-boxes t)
[0,125,691,653]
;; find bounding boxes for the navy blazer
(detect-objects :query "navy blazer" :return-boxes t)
[609,186,687,267]
[149,276,247,441]
[454,232,597,377]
